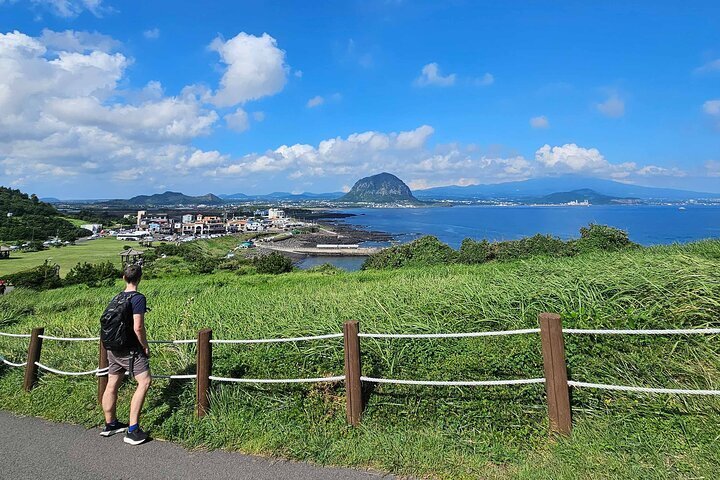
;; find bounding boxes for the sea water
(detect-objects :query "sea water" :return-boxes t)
[297,205,720,271]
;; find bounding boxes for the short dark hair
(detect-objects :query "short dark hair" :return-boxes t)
[123,264,142,284]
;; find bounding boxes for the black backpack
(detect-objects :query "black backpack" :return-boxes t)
[100,292,138,350]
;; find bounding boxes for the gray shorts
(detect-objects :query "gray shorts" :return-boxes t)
[107,349,150,377]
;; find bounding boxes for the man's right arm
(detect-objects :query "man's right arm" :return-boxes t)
[133,313,150,357]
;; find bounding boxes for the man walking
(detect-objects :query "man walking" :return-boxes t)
[99,264,152,445]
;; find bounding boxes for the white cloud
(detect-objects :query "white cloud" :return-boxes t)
[307,93,341,108]
[306,95,324,108]
[40,29,120,53]
[695,58,720,74]
[705,160,720,177]
[535,144,609,172]
[209,32,289,107]
[704,100,720,129]
[414,62,456,87]
[703,99,720,115]
[224,108,249,132]
[474,73,494,86]
[31,0,109,18]
[252,111,265,122]
[530,115,549,129]
[294,70,303,78]
[596,93,625,118]
[143,28,160,40]
[0,29,225,187]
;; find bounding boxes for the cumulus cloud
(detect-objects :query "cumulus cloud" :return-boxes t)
[534,144,639,178]
[530,115,549,129]
[307,93,341,108]
[704,99,720,129]
[224,108,249,132]
[143,28,160,40]
[695,58,720,74]
[596,93,625,118]
[306,95,324,108]
[252,111,265,122]
[705,160,720,177]
[0,29,294,194]
[703,99,720,115]
[0,29,227,189]
[30,0,109,17]
[474,73,494,86]
[40,29,120,53]
[209,32,289,107]
[415,62,456,87]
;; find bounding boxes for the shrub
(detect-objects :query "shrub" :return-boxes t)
[457,238,492,264]
[573,224,637,253]
[253,252,294,274]
[492,234,573,261]
[306,263,343,274]
[4,261,62,290]
[64,261,121,287]
[363,236,457,269]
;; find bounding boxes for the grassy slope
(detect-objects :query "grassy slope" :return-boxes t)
[0,237,125,277]
[0,241,719,478]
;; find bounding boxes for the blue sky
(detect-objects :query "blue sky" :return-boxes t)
[1,0,719,198]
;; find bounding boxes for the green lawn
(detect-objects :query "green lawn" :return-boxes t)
[1,241,719,478]
[0,237,126,277]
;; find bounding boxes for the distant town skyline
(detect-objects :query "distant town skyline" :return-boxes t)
[1,1,719,198]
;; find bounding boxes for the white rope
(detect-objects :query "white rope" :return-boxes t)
[209,375,345,384]
[210,333,343,344]
[0,355,27,367]
[172,339,196,344]
[152,374,197,380]
[568,380,720,395]
[35,362,108,376]
[358,328,541,339]
[38,335,100,342]
[563,328,720,335]
[0,332,31,338]
[360,376,546,386]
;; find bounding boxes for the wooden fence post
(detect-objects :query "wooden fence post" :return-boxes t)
[539,312,572,436]
[97,340,108,405]
[23,327,44,392]
[343,320,362,426]
[196,328,212,418]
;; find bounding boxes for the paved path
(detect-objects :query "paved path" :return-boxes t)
[0,411,392,480]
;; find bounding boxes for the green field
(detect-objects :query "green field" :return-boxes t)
[0,234,251,278]
[0,237,126,277]
[1,241,719,478]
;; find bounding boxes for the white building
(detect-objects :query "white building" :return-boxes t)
[182,214,195,223]
[80,224,102,233]
[268,208,285,219]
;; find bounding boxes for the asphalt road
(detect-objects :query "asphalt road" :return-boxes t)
[0,411,393,480]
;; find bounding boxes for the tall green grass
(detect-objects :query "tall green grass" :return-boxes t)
[1,241,719,478]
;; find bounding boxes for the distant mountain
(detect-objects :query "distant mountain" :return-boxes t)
[119,191,224,206]
[534,189,642,205]
[220,191,343,201]
[414,176,719,201]
[39,197,61,204]
[340,172,420,204]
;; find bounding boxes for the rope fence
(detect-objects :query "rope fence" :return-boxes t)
[358,328,540,339]
[210,333,343,344]
[360,376,546,386]
[209,375,345,384]
[2,314,720,434]
[0,355,27,367]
